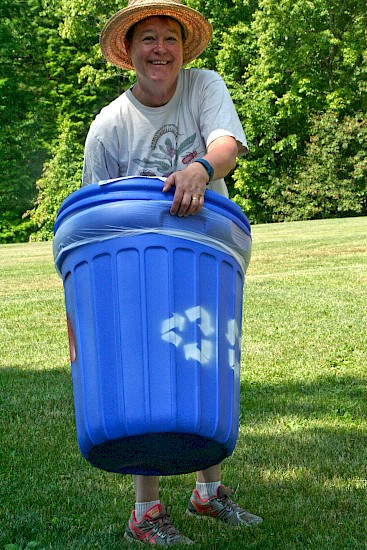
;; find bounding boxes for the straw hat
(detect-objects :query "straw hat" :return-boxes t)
[100,0,212,70]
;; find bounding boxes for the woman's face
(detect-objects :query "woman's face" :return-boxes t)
[124,16,184,99]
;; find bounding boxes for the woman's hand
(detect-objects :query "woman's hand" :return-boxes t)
[162,136,239,216]
[162,162,208,216]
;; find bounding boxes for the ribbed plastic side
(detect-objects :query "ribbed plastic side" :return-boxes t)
[62,233,243,475]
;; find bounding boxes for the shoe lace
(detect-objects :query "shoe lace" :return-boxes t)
[149,506,182,538]
[215,487,243,513]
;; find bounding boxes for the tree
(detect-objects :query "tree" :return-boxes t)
[28,0,136,239]
[223,0,367,222]
[265,113,367,220]
[2,0,366,240]
[0,0,58,241]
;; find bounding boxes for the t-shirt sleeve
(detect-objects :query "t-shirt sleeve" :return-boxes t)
[82,126,120,186]
[197,72,248,155]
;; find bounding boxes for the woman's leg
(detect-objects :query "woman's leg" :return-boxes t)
[133,475,159,502]
[196,463,221,484]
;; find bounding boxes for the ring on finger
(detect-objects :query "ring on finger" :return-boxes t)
[191,195,200,201]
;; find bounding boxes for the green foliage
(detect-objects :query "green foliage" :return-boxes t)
[26,0,137,238]
[0,0,59,241]
[29,120,85,240]
[1,0,366,238]
[228,0,367,223]
[0,213,37,244]
[264,113,367,220]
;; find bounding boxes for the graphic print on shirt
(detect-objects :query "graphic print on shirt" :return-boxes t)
[133,124,204,177]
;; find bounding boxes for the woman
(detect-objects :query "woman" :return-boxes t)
[83,0,263,544]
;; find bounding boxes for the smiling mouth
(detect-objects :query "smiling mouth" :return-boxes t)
[150,60,169,65]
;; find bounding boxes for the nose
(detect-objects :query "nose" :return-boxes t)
[153,38,167,54]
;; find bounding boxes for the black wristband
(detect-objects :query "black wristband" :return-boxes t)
[193,158,214,182]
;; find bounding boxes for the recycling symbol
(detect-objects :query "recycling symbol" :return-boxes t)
[161,307,240,368]
[225,319,240,370]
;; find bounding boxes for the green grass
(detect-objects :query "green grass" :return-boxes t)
[1,217,366,549]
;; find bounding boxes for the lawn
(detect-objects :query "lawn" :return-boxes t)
[1,216,366,549]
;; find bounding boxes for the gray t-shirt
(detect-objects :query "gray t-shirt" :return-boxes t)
[82,68,247,197]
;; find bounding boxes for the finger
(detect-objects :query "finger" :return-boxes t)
[190,195,204,215]
[170,187,185,215]
[162,174,174,193]
[176,192,193,216]
[183,194,204,217]
[187,195,200,216]
[170,188,204,217]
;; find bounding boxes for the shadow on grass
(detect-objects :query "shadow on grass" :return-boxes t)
[237,373,366,480]
[240,373,367,418]
[230,375,367,549]
[1,367,366,549]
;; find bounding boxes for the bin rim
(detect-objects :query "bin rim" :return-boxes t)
[54,177,250,236]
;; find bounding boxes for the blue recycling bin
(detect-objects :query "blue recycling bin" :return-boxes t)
[53,177,251,475]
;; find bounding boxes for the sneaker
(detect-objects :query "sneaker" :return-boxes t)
[186,484,263,527]
[124,503,194,545]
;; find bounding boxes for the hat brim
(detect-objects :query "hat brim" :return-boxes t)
[100,3,212,70]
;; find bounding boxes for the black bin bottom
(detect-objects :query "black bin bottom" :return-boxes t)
[86,432,229,475]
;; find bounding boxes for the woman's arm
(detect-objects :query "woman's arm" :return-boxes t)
[162,135,238,216]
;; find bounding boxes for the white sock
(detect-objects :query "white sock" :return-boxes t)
[135,500,160,523]
[196,481,221,499]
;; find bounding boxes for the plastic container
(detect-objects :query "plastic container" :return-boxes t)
[53,177,251,475]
